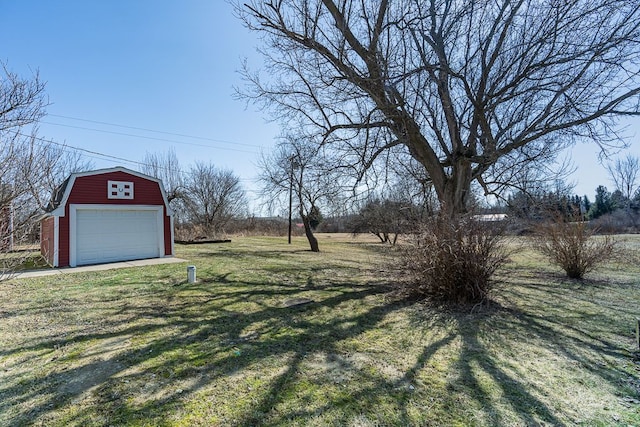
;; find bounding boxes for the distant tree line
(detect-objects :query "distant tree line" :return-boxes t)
[505,154,640,231]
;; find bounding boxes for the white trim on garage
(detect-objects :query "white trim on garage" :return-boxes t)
[69,204,165,267]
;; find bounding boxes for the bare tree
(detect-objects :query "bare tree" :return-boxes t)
[0,62,47,133]
[25,137,92,211]
[1,64,92,277]
[259,134,344,252]
[1,135,93,240]
[1,63,47,254]
[141,148,185,223]
[141,148,184,203]
[607,154,640,205]
[351,198,417,245]
[236,0,640,218]
[182,162,247,236]
[1,65,44,276]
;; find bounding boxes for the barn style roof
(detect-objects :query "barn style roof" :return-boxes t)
[44,166,171,215]
[46,177,71,212]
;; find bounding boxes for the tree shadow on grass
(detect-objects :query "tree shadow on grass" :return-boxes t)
[454,271,640,424]
[224,298,582,426]
[233,301,568,426]
[0,272,400,425]
[234,331,459,426]
[2,265,638,426]
[449,311,566,426]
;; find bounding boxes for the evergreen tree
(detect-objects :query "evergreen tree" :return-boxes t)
[582,195,591,216]
[588,186,614,219]
[610,189,627,210]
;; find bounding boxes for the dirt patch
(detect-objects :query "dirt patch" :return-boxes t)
[305,352,411,390]
[58,335,131,397]
[305,352,355,384]
[58,358,125,397]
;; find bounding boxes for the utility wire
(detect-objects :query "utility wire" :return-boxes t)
[47,114,263,148]
[40,121,259,154]
[18,132,150,168]
[16,132,256,183]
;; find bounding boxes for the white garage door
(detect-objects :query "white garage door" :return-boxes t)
[74,208,162,266]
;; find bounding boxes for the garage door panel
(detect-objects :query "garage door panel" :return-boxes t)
[75,209,161,266]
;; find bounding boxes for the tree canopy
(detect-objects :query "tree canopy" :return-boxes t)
[237,0,640,216]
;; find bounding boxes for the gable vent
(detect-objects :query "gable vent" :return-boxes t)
[107,180,134,200]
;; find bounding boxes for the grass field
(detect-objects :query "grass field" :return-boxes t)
[1,234,639,426]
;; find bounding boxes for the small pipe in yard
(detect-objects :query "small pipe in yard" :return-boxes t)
[187,265,196,284]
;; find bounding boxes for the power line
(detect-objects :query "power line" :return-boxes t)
[46,114,263,148]
[16,132,257,183]
[39,121,259,154]
[18,132,150,168]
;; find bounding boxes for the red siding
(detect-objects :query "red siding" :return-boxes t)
[67,172,166,206]
[59,211,70,267]
[164,217,173,255]
[49,170,173,267]
[40,217,55,265]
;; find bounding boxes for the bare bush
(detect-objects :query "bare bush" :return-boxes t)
[533,219,617,279]
[590,209,640,234]
[400,215,509,304]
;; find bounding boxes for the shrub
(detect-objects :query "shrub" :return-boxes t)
[532,219,617,279]
[400,215,509,304]
[590,208,640,234]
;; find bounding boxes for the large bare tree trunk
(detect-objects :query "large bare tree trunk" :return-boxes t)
[300,209,319,252]
[440,160,474,218]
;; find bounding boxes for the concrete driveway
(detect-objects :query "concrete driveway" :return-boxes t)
[8,257,188,279]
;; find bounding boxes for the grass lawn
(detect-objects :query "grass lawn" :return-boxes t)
[1,234,639,426]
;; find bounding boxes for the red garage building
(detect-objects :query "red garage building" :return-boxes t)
[41,167,174,267]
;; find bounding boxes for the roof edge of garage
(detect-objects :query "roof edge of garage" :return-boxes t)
[45,166,173,217]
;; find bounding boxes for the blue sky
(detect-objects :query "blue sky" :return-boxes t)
[1,1,639,206]
[1,0,279,204]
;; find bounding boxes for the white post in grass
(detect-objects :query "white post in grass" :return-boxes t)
[636,318,639,350]
[187,265,196,284]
